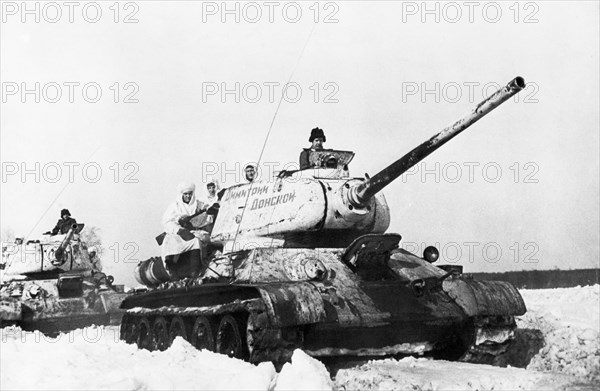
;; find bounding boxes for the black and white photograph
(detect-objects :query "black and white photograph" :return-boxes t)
[1,1,598,389]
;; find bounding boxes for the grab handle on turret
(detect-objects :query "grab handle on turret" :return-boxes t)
[349,77,525,207]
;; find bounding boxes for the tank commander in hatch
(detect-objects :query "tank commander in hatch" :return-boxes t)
[244,164,256,182]
[299,127,327,170]
[47,209,78,236]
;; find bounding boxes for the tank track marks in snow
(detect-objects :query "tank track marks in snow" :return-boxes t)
[119,298,302,366]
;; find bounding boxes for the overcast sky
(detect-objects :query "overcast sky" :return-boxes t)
[1,1,598,286]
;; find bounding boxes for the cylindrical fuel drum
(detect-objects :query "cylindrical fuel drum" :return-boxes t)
[134,257,171,288]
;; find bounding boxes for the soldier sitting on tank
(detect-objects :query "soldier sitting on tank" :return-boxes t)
[198,179,221,234]
[87,245,111,288]
[88,246,102,273]
[299,127,327,170]
[191,179,220,234]
[203,179,219,205]
[161,182,211,279]
[46,209,78,236]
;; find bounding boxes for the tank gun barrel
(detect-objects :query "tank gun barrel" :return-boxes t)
[350,76,525,206]
[54,224,78,261]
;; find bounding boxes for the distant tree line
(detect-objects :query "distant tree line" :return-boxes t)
[468,269,600,289]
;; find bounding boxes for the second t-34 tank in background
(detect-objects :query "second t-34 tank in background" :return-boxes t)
[121,77,527,367]
[1,224,129,334]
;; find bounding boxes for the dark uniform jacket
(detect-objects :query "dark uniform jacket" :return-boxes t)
[299,148,313,170]
[51,217,78,235]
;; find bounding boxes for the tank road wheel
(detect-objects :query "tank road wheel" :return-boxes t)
[120,314,137,344]
[136,317,153,351]
[153,316,171,351]
[169,315,188,344]
[191,316,215,351]
[216,315,245,359]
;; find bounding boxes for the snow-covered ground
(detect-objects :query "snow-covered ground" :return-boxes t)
[1,285,598,390]
[518,286,599,382]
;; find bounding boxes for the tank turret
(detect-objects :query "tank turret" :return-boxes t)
[122,77,529,368]
[210,77,525,251]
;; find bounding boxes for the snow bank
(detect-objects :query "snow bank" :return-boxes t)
[275,350,332,391]
[0,327,330,391]
[518,285,600,382]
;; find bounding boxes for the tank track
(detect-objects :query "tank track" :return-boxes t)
[120,308,524,368]
[458,315,521,366]
[119,298,300,366]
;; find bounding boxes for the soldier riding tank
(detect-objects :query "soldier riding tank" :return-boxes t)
[120,76,528,366]
[1,224,129,334]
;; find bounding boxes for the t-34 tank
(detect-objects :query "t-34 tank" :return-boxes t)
[1,224,129,334]
[121,77,527,366]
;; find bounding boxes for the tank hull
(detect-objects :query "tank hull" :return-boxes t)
[1,277,129,334]
[119,245,526,365]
